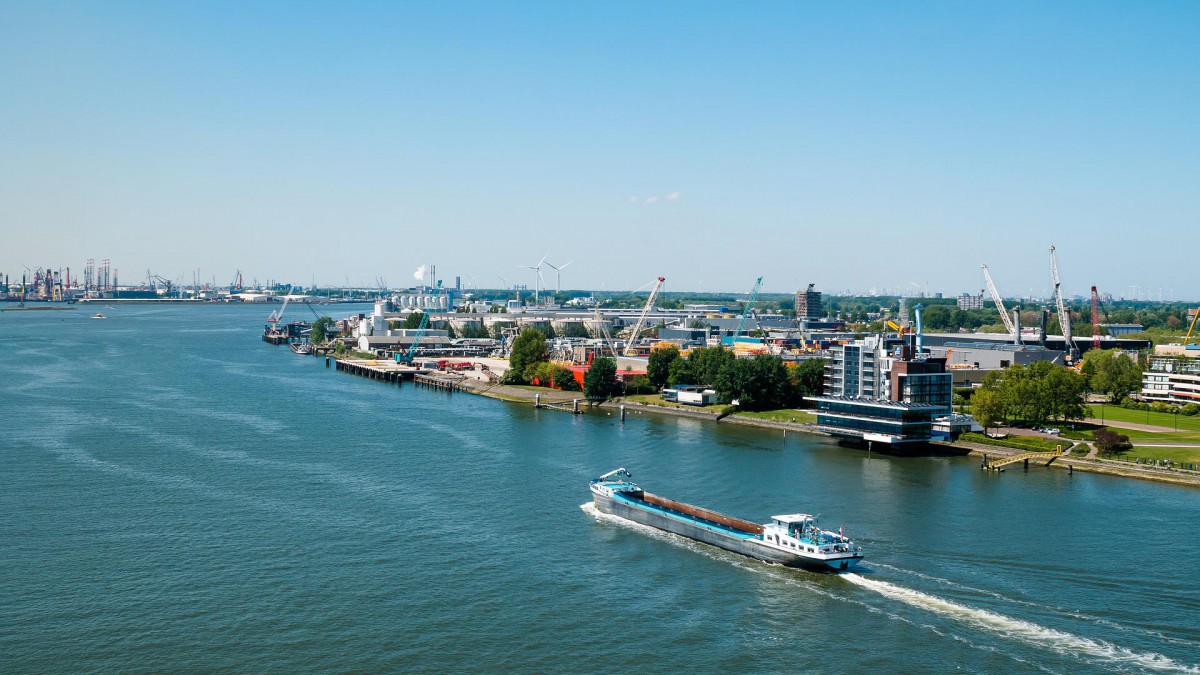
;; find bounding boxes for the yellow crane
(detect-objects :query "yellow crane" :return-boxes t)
[1185,307,1200,351]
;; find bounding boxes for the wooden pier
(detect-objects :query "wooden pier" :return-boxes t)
[333,358,426,384]
[413,373,472,392]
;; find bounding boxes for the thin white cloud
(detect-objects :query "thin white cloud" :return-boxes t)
[665,191,682,201]
[628,196,638,203]
[645,196,658,203]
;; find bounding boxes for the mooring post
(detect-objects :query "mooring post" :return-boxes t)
[620,404,626,422]
[325,357,330,368]
[535,393,540,409]
[1024,458,1029,470]
[573,399,579,414]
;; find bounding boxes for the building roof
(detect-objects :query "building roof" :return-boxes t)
[941,341,1052,352]
[805,395,942,410]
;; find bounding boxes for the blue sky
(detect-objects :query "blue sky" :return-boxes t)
[1,1,1197,298]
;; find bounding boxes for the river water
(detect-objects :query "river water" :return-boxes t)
[1,304,1197,673]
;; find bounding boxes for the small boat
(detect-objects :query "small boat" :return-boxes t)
[289,341,313,355]
[91,313,107,319]
[589,468,863,571]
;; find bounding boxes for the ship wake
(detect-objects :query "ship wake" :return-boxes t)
[842,573,1199,673]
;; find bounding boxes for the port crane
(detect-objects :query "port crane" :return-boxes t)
[1049,245,1078,363]
[981,265,1017,337]
[623,277,666,356]
[394,311,430,364]
[723,276,763,346]
[266,286,294,327]
[1183,307,1200,351]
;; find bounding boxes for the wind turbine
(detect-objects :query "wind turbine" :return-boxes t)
[544,259,573,295]
[520,254,548,305]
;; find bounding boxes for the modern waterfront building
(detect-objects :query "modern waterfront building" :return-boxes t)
[888,358,953,414]
[806,396,940,445]
[825,335,904,398]
[1141,354,1200,403]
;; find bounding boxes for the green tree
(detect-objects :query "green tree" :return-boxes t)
[624,375,655,395]
[310,316,335,343]
[667,357,695,387]
[647,344,681,390]
[1081,349,1143,403]
[786,358,826,406]
[445,322,457,339]
[971,388,1004,431]
[551,365,580,391]
[403,312,425,329]
[507,329,549,384]
[713,355,790,411]
[686,346,736,385]
[584,357,618,402]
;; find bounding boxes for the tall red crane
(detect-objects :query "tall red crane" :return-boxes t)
[1090,286,1102,350]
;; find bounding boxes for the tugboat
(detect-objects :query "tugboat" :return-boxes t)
[589,468,863,571]
[91,313,107,319]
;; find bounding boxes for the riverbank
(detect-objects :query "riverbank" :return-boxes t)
[444,369,1200,488]
[327,358,1200,488]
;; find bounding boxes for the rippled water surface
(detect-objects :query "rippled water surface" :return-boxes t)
[2,304,1198,673]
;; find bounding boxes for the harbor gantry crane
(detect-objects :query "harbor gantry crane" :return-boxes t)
[1049,245,1078,363]
[622,277,666,356]
[981,264,1017,337]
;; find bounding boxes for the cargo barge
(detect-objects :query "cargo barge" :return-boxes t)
[589,468,863,572]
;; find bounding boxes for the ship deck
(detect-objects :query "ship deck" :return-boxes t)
[612,492,759,540]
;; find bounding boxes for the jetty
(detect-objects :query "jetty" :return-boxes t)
[982,450,1064,472]
[333,358,429,384]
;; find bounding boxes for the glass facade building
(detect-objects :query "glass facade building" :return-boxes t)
[806,396,939,445]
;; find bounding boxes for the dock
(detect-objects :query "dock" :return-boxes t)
[982,450,1064,472]
[333,358,428,383]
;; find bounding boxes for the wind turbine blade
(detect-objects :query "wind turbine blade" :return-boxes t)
[560,261,574,269]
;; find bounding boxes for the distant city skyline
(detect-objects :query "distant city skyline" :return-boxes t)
[2,2,1197,298]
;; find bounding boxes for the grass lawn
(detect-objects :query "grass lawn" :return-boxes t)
[735,409,818,424]
[1088,404,1200,432]
[620,393,691,410]
[1118,446,1200,466]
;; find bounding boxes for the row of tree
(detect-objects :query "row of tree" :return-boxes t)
[647,345,825,411]
[971,361,1088,429]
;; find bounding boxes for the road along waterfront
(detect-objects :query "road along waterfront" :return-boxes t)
[2,304,1198,672]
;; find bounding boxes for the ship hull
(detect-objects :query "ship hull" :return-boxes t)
[593,491,859,572]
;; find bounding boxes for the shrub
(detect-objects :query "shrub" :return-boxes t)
[1095,429,1133,455]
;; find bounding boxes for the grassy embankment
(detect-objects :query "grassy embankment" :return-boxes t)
[1053,405,1200,465]
[959,433,1072,454]
[618,394,818,424]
